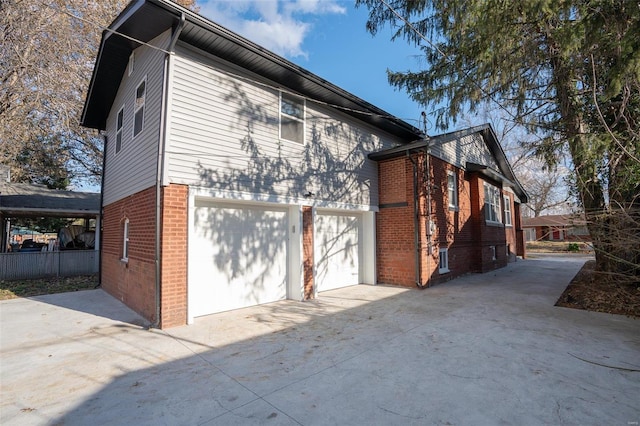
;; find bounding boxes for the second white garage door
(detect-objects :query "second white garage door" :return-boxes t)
[314,211,361,292]
[189,200,288,318]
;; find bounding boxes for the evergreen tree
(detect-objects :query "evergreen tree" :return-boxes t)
[357,0,639,279]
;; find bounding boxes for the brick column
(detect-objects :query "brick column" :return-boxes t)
[302,206,314,299]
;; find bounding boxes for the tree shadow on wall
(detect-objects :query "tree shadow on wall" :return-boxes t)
[191,79,379,305]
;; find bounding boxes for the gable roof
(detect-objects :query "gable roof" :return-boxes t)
[0,182,100,218]
[368,124,529,203]
[522,214,587,228]
[81,0,422,142]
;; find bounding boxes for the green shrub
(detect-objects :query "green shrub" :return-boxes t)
[567,243,580,252]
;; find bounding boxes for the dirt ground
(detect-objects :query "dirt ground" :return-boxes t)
[555,260,640,318]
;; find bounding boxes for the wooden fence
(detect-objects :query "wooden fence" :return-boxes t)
[0,251,99,280]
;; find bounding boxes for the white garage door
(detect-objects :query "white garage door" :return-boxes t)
[189,200,288,318]
[314,211,361,292]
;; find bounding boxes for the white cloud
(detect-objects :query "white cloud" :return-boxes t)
[196,0,346,58]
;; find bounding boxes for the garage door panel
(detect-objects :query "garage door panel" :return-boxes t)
[315,212,360,293]
[190,201,288,317]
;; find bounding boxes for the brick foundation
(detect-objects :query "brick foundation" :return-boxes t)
[101,184,188,328]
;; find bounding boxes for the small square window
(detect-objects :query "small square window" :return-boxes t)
[134,78,146,137]
[280,92,304,143]
[439,248,449,273]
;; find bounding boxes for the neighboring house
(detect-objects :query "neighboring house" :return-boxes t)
[522,214,591,242]
[82,0,528,328]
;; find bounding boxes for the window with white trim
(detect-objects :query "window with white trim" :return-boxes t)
[503,195,512,226]
[280,92,304,143]
[439,248,450,273]
[484,183,502,223]
[122,218,130,262]
[447,171,458,209]
[115,106,124,154]
[134,77,146,137]
[128,52,135,76]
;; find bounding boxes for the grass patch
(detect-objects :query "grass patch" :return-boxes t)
[0,275,99,300]
[526,241,593,253]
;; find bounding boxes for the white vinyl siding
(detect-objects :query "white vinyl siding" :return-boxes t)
[166,44,404,208]
[102,30,171,206]
[484,183,502,223]
[430,133,499,172]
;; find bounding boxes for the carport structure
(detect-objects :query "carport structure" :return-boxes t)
[0,179,101,279]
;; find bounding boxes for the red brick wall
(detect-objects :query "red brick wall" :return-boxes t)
[375,154,517,287]
[376,157,416,286]
[428,157,479,283]
[302,206,314,298]
[101,186,157,322]
[101,184,188,328]
[159,184,188,328]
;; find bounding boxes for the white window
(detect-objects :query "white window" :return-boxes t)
[484,183,502,223]
[503,195,512,226]
[490,245,496,260]
[439,248,449,273]
[134,77,146,137]
[128,52,135,76]
[280,92,304,143]
[447,171,458,209]
[122,218,130,262]
[115,106,124,154]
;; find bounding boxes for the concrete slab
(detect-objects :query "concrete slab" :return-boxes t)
[1,254,638,425]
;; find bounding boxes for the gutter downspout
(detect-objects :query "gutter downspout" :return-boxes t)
[152,14,185,329]
[407,151,427,289]
[424,141,432,288]
[97,134,107,288]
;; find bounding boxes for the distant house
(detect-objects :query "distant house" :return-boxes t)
[81,0,528,328]
[522,214,590,242]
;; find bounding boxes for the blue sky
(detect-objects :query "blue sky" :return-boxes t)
[196,0,445,134]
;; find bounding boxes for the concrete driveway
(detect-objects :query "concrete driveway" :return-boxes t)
[1,254,638,425]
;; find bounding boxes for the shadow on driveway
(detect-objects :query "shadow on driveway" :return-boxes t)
[1,255,638,425]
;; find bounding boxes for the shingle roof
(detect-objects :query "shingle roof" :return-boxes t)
[522,214,586,228]
[82,0,423,141]
[0,182,100,218]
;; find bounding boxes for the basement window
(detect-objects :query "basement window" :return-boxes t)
[280,92,305,143]
[439,248,450,273]
[122,218,130,262]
